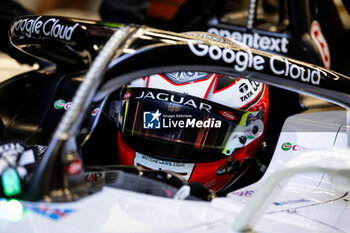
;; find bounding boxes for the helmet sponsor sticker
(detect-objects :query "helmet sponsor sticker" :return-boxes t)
[134,153,195,181]
[135,90,213,112]
[219,111,237,121]
[240,90,253,102]
[188,40,321,85]
[123,91,132,100]
[207,28,289,53]
[236,79,264,107]
[164,72,210,84]
[310,20,330,69]
[239,83,249,93]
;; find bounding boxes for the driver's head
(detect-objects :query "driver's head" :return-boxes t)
[110,72,269,193]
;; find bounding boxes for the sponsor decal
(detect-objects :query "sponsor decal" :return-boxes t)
[250,80,261,91]
[219,111,237,121]
[138,155,185,167]
[274,198,310,206]
[188,40,321,85]
[188,40,266,72]
[54,99,66,110]
[204,179,216,188]
[143,110,222,129]
[240,91,253,102]
[281,142,309,151]
[54,99,71,110]
[54,99,99,116]
[239,83,249,93]
[123,91,132,100]
[135,91,212,112]
[11,16,78,41]
[269,56,320,85]
[24,204,75,220]
[281,142,292,151]
[310,21,330,69]
[85,172,104,183]
[164,72,210,84]
[207,28,289,53]
[85,171,118,184]
[65,158,82,176]
[236,80,263,105]
[134,153,195,181]
[238,80,262,103]
[230,190,255,197]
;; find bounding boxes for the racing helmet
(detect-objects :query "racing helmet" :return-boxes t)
[110,71,269,193]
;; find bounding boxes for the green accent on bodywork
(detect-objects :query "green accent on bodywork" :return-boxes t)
[98,22,124,28]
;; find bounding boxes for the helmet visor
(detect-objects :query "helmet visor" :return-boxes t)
[114,87,264,160]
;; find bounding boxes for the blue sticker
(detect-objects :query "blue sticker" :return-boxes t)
[273,199,310,206]
[24,204,75,220]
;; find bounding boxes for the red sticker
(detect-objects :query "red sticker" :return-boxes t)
[310,21,331,69]
[65,158,82,176]
[123,92,132,99]
[219,111,237,121]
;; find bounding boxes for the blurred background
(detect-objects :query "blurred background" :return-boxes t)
[12,0,350,27]
[15,0,102,19]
